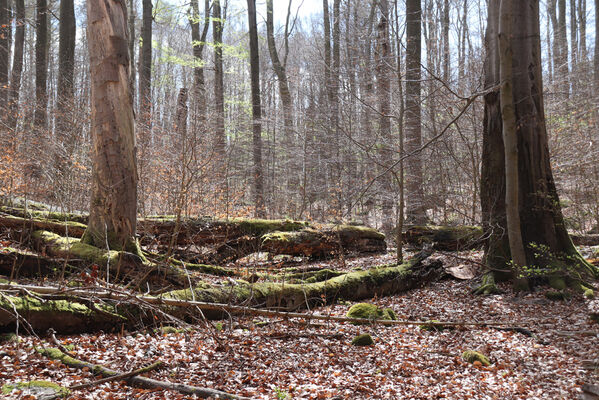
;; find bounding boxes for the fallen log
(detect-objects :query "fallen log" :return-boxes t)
[0,251,447,332]
[37,347,247,400]
[570,233,599,246]
[0,247,68,278]
[32,230,188,289]
[0,205,88,224]
[403,225,484,251]
[261,225,386,258]
[0,214,86,238]
[1,282,528,330]
[139,216,308,247]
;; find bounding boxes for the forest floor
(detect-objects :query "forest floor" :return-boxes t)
[1,251,598,400]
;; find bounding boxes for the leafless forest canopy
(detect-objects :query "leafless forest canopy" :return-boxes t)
[0,0,597,233]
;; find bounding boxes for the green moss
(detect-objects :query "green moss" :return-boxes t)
[334,225,386,241]
[351,333,374,346]
[548,276,567,290]
[346,303,397,323]
[156,326,184,334]
[462,350,491,366]
[0,333,19,343]
[0,295,91,315]
[2,380,69,397]
[584,288,595,299]
[544,290,571,301]
[173,261,235,276]
[235,218,308,235]
[472,273,502,295]
[419,320,453,332]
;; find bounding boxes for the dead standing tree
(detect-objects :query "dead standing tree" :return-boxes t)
[82,0,138,253]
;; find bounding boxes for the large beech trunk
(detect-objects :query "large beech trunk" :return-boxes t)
[82,0,138,252]
[481,0,594,279]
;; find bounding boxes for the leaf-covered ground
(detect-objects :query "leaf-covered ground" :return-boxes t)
[1,253,598,399]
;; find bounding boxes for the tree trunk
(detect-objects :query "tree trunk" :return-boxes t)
[498,0,527,284]
[405,0,426,224]
[139,0,152,116]
[190,0,210,122]
[481,0,594,282]
[34,0,48,130]
[7,0,24,133]
[212,0,226,178]
[247,0,265,218]
[376,0,393,233]
[83,0,138,252]
[56,0,76,173]
[128,0,136,104]
[442,0,450,82]
[594,0,599,91]
[0,0,8,106]
[266,0,295,214]
[557,0,569,96]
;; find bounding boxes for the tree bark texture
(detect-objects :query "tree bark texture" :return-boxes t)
[0,0,8,106]
[247,0,265,218]
[190,0,210,121]
[481,0,589,277]
[34,0,48,130]
[405,0,426,224]
[7,0,24,132]
[213,0,226,169]
[83,0,138,252]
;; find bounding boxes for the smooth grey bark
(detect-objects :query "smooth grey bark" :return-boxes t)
[56,0,76,172]
[0,0,8,106]
[34,0,48,130]
[213,0,226,167]
[247,0,265,217]
[190,0,210,120]
[405,0,426,224]
[376,0,393,233]
[8,0,24,132]
[498,0,527,277]
[481,0,590,281]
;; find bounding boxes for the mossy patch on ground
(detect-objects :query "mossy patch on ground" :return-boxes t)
[462,350,491,366]
[346,303,397,323]
[544,290,571,301]
[2,380,69,398]
[419,320,454,332]
[351,333,374,346]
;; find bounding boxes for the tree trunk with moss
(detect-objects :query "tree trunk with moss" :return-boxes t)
[82,0,138,253]
[481,0,597,285]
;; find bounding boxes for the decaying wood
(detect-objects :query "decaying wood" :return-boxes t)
[0,214,86,237]
[1,281,527,329]
[403,225,484,251]
[38,345,247,399]
[570,233,599,246]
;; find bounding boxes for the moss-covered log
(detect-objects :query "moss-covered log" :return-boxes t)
[261,225,386,258]
[31,231,187,289]
[166,250,439,313]
[0,251,443,332]
[0,295,124,334]
[403,225,484,251]
[0,205,88,224]
[0,214,86,238]
[570,233,599,246]
[139,216,308,246]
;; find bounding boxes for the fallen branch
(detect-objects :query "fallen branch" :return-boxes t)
[37,345,248,400]
[68,361,163,391]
